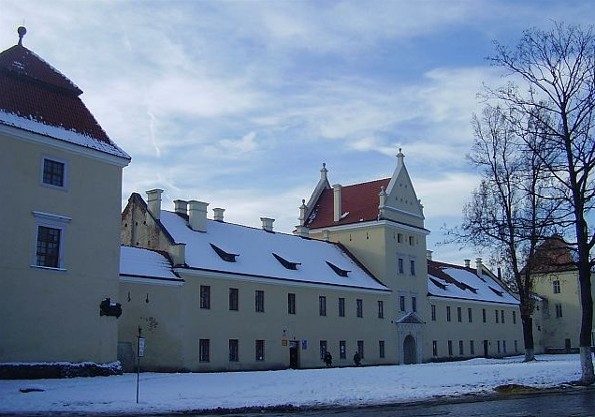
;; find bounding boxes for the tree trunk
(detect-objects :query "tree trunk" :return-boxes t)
[579,347,594,385]
[522,315,535,362]
[578,262,594,385]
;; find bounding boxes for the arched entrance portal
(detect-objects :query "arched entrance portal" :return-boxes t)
[403,335,417,364]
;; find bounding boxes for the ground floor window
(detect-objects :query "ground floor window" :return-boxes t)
[458,340,464,355]
[339,341,346,359]
[470,340,475,355]
[357,340,364,358]
[255,339,265,361]
[448,340,453,356]
[319,340,328,360]
[229,339,239,362]
[432,340,438,357]
[379,340,385,358]
[199,339,210,362]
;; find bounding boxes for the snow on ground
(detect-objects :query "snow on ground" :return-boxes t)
[0,354,588,415]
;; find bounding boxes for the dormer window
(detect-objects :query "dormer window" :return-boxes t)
[326,261,350,277]
[272,253,300,270]
[210,243,238,262]
[488,286,504,297]
[430,277,447,290]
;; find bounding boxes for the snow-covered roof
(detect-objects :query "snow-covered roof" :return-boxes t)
[120,246,181,282]
[427,260,518,305]
[158,211,389,292]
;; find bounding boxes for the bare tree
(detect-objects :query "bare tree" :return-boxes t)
[487,22,595,384]
[450,105,556,362]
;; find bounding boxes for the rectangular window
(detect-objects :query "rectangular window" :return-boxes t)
[448,340,453,356]
[42,157,66,188]
[356,299,363,318]
[495,309,499,323]
[482,308,487,323]
[319,340,328,360]
[339,341,346,359]
[501,310,505,324]
[229,339,239,362]
[555,303,563,318]
[503,340,507,353]
[357,340,364,358]
[398,258,404,274]
[255,290,265,312]
[432,340,438,357]
[319,296,327,316]
[288,293,296,315]
[379,341,385,358]
[553,280,561,294]
[411,296,417,312]
[446,306,451,322]
[377,300,384,319]
[200,285,211,309]
[255,340,265,361]
[400,295,406,312]
[199,339,210,362]
[468,307,473,323]
[497,340,501,353]
[410,259,416,275]
[431,304,436,321]
[338,298,345,317]
[459,340,464,355]
[512,310,517,324]
[229,288,239,311]
[397,233,403,243]
[409,236,414,246]
[470,340,475,355]
[514,340,518,352]
[36,226,61,268]
[457,307,462,322]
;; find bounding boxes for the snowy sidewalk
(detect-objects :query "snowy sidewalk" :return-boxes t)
[0,354,588,415]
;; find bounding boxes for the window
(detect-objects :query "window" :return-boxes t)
[468,308,473,323]
[255,340,265,361]
[482,308,487,323]
[199,339,210,362]
[501,310,505,323]
[397,233,403,243]
[514,340,518,352]
[229,288,239,311]
[339,341,346,359]
[357,340,364,358]
[200,285,210,309]
[503,340,507,353]
[459,340,464,355]
[497,340,501,353]
[457,307,462,322]
[41,157,66,188]
[409,236,414,246]
[555,303,563,318]
[33,211,71,269]
[470,340,475,355]
[319,340,328,360]
[338,298,345,317]
[432,340,438,356]
[431,305,436,321]
[377,300,384,318]
[553,280,561,294]
[288,293,296,315]
[448,340,453,356]
[446,306,451,322]
[319,296,327,316]
[410,259,416,276]
[495,309,499,323]
[356,299,363,318]
[411,296,417,312]
[398,258,404,274]
[229,339,239,362]
[512,310,517,324]
[255,290,265,313]
[379,341,385,358]
[399,295,406,312]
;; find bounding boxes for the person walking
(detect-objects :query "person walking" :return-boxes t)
[353,352,361,366]
[324,351,333,367]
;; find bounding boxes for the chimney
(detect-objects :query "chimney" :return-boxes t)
[295,225,309,238]
[426,250,433,261]
[174,199,188,216]
[188,200,209,232]
[146,189,163,220]
[169,243,186,266]
[213,208,225,222]
[464,259,471,268]
[476,258,483,276]
[333,184,342,222]
[261,217,274,232]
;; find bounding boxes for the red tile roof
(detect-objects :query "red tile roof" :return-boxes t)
[524,236,576,273]
[305,178,390,229]
[0,43,128,159]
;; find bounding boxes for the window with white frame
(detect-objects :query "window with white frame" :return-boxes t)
[553,280,561,294]
[41,156,68,189]
[32,211,71,269]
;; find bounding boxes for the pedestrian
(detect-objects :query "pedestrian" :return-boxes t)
[353,352,361,366]
[324,351,333,367]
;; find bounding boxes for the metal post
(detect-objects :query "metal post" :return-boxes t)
[136,327,143,404]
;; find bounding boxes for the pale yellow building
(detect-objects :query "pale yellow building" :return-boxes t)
[0,29,130,373]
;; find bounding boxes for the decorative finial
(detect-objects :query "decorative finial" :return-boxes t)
[17,26,27,46]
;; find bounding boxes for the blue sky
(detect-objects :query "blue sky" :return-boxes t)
[2,0,593,265]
